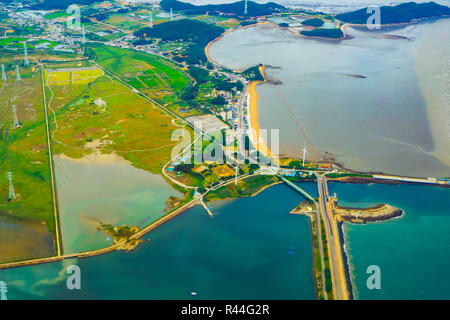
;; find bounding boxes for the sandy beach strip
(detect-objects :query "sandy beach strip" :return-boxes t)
[247,72,276,161]
[205,24,277,163]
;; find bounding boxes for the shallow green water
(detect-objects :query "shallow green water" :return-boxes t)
[54,155,181,254]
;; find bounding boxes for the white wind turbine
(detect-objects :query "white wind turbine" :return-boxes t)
[302,142,307,167]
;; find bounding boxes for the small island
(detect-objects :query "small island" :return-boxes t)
[302,18,325,28]
[301,28,344,39]
[166,196,182,212]
[242,64,265,81]
[99,224,142,251]
[345,73,367,79]
[336,1,450,25]
[333,202,403,224]
[290,200,317,216]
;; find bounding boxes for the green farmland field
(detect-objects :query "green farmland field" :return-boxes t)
[0,67,56,262]
[87,43,190,96]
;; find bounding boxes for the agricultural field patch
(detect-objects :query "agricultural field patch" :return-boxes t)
[0,37,27,47]
[45,72,185,174]
[0,48,78,66]
[212,164,235,178]
[0,67,56,262]
[43,67,103,86]
[88,43,189,97]
[43,11,70,20]
[106,14,147,31]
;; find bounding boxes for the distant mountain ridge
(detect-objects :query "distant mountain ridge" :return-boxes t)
[336,1,450,24]
[160,0,285,17]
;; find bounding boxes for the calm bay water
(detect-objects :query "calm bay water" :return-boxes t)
[0,183,317,299]
[209,20,450,178]
[330,182,450,299]
[54,153,181,254]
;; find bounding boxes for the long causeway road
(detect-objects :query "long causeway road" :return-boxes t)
[316,174,351,300]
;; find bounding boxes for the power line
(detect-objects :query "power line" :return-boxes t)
[276,87,320,161]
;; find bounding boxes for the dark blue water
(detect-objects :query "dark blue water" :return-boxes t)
[0,182,317,299]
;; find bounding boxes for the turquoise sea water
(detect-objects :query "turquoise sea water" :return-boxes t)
[330,182,450,300]
[0,183,317,299]
[1,182,448,299]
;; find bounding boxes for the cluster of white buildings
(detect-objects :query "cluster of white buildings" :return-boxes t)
[0,4,82,53]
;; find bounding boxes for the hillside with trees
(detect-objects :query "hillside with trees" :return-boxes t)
[242,65,264,81]
[336,1,450,24]
[134,19,224,64]
[302,18,324,27]
[301,28,344,39]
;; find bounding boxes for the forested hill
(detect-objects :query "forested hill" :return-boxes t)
[134,19,225,64]
[336,1,450,24]
[134,19,224,46]
[160,0,285,17]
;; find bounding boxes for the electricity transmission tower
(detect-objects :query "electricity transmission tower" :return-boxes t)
[12,105,20,128]
[7,172,16,201]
